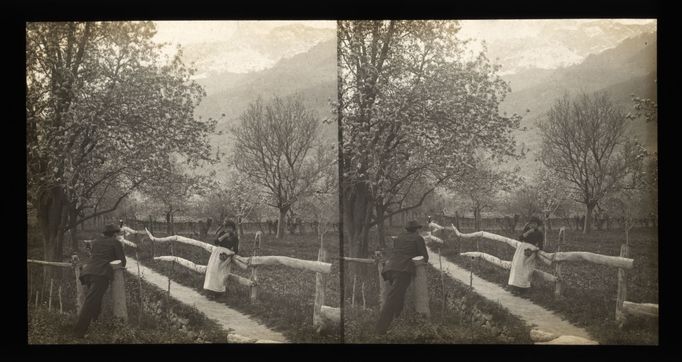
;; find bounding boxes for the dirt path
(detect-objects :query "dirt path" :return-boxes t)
[126,256,288,343]
[426,248,597,344]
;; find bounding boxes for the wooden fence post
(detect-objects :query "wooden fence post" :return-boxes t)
[554,227,565,300]
[48,278,53,311]
[250,233,262,304]
[375,250,387,310]
[351,275,356,307]
[616,243,629,327]
[111,261,128,322]
[59,285,63,314]
[72,255,85,314]
[313,244,328,331]
[413,259,430,318]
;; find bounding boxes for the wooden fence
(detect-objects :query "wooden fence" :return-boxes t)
[427,222,658,325]
[141,228,340,332]
[428,215,657,232]
[27,256,131,320]
[337,252,431,318]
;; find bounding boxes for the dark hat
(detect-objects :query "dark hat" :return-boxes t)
[528,216,542,225]
[405,220,423,231]
[103,224,121,235]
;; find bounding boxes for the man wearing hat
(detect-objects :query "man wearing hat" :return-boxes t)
[215,218,239,255]
[73,224,127,338]
[375,220,429,335]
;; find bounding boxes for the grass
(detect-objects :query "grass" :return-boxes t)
[27,255,227,344]
[432,226,658,345]
[341,231,533,344]
[342,264,532,343]
[27,226,231,344]
[126,229,342,343]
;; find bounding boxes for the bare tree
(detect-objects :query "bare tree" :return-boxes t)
[539,91,644,233]
[447,157,519,231]
[232,95,333,238]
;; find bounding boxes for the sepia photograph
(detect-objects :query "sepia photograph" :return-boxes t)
[26,18,658,346]
[338,19,657,344]
[26,20,340,344]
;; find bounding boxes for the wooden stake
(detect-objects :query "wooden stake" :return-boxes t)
[361,282,366,310]
[439,248,446,315]
[167,240,174,320]
[136,249,144,325]
[250,232,261,304]
[351,275,356,308]
[48,279,53,311]
[35,291,39,309]
[554,228,565,299]
[376,251,387,310]
[59,285,63,314]
[616,243,629,327]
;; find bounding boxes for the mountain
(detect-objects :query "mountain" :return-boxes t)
[180,24,335,76]
[472,19,657,75]
[498,31,657,177]
[192,38,338,175]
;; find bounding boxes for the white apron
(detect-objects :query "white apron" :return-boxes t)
[508,242,537,288]
[203,246,234,292]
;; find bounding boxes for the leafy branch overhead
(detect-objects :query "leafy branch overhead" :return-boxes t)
[26,21,217,260]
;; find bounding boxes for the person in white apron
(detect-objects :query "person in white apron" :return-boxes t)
[508,216,544,294]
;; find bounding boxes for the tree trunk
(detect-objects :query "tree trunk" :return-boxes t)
[68,205,79,253]
[276,207,288,239]
[473,207,481,232]
[376,204,386,249]
[343,183,372,281]
[584,203,595,234]
[37,187,68,284]
[237,216,244,239]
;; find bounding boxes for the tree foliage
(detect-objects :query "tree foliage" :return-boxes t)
[338,20,522,255]
[26,21,216,259]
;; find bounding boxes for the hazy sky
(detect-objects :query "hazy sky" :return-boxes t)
[458,18,655,41]
[153,20,336,46]
[151,19,656,74]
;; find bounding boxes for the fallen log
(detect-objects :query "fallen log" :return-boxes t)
[622,301,658,318]
[145,228,215,253]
